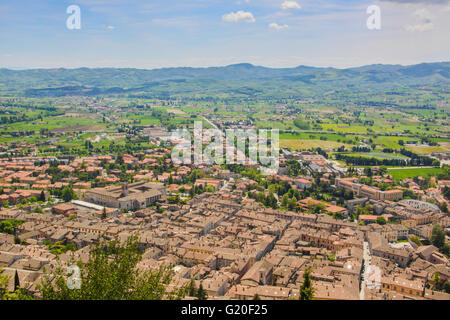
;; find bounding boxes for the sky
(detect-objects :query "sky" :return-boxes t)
[0,0,449,69]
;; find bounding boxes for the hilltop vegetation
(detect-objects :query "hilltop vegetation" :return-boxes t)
[0,62,449,99]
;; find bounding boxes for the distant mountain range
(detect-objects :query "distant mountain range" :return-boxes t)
[0,62,449,98]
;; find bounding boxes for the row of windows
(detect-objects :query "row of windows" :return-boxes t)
[382,283,421,296]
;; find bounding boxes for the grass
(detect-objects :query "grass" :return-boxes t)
[344,152,409,160]
[387,168,444,180]
[405,145,450,155]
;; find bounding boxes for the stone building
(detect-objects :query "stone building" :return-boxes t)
[83,181,166,211]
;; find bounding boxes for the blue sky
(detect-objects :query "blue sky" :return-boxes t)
[0,0,449,69]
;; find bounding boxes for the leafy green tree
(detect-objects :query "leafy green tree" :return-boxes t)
[376,217,387,225]
[0,219,24,235]
[0,269,33,300]
[431,224,445,249]
[101,207,107,220]
[300,267,314,300]
[281,194,289,208]
[444,282,450,294]
[62,186,78,202]
[288,196,298,211]
[409,236,422,247]
[308,202,326,214]
[33,206,44,214]
[433,272,440,290]
[39,235,186,300]
[252,293,261,300]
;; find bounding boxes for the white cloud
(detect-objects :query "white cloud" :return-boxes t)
[405,8,434,32]
[281,1,302,10]
[269,22,289,30]
[106,25,115,30]
[222,10,256,23]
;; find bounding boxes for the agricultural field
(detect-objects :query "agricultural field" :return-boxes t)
[387,168,445,180]
[280,139,350,151]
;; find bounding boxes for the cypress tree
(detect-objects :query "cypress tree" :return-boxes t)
[300,267,314,300]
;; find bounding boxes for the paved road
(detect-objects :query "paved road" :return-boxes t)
[202,116,219,130]
[360,241,372,300]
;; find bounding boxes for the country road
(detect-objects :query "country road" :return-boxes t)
[202,116,219,130]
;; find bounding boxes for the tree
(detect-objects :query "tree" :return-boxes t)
[196,283,208,300]
[252,293,261,300]
[308,202,326,214]
[431,224,445,249]
[187,277,197,297]
[39,235,186,300]
[39,190,46,202]
[62,186,78,202]
[299,267,314,300]
[281,194,289,208]
[439,202,448,214]
[101,207,107,220]
[433,272,440,290]
[14,270,20,292]
[0,219,24,235]
[410,236,423,247]
[0,269,33,300]
[376,217,387,225]
[288,196,298,211]
[444,282,450,294]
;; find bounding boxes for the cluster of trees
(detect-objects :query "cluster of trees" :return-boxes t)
[0,219,24,235]
[352,146,372,153]
[432,271,450,294]
[352,204,373,222]
[398,149,439,167]
[335,154,407,166]
[46,166,71,184]
[248,191,278,209]
[0,269,33,300]
[50,186,78,202]
[293,118,311,130]
[335,154,438,167]
[286,160,307,177]
[42,240,77,255]
[39,235,186,300]
[151,110,177,131]
[245,176,353,216]
[186,278,208,300]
